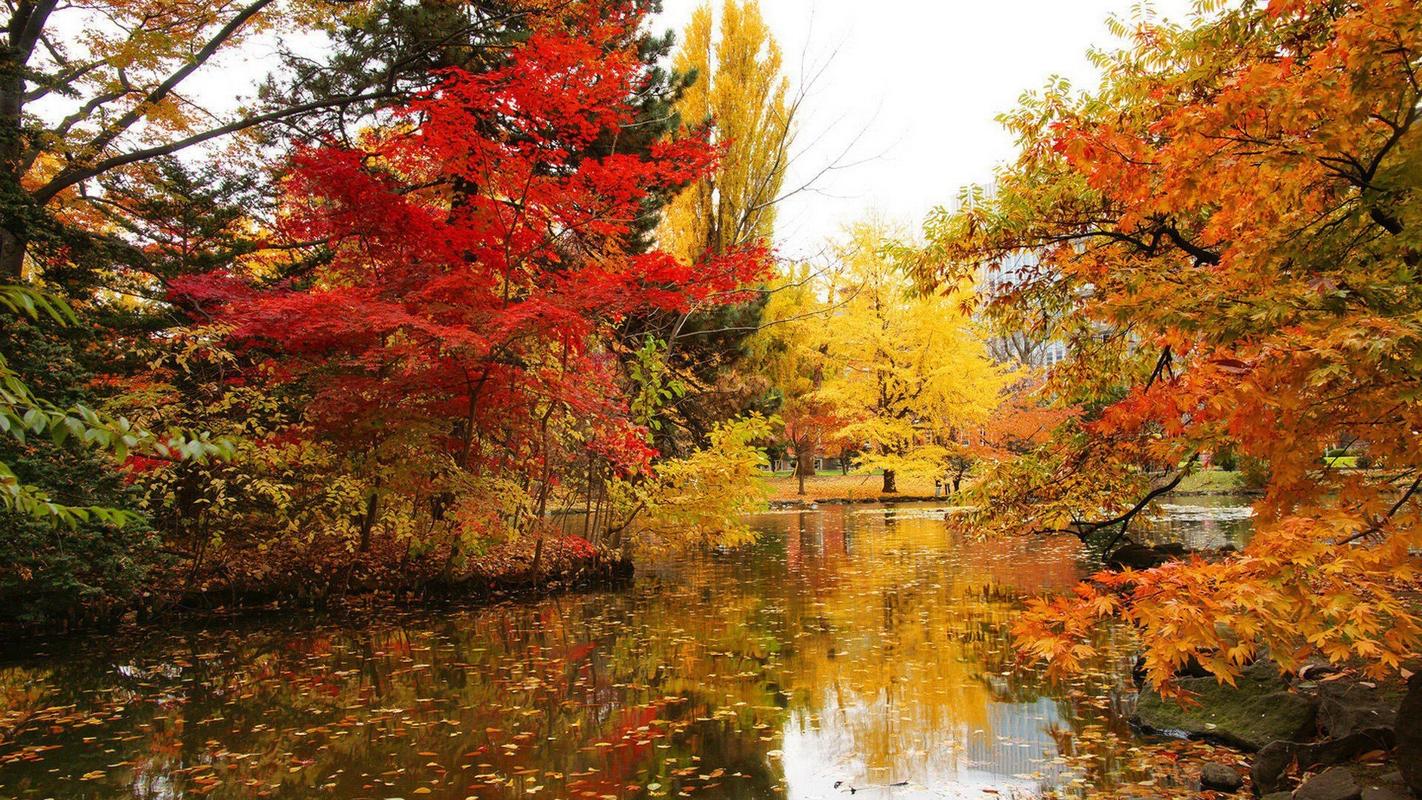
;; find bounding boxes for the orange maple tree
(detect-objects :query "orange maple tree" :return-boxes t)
[917,0,1422,693]
[968,380,1076,462]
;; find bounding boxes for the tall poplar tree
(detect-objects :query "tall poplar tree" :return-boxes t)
[658,0,792,263]
[633,0,795,453]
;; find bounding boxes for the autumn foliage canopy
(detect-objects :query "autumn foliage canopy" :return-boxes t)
[920,0,1422,692]
[172,4,769,533]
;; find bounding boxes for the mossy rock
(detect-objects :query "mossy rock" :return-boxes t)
[1132,660,1317,751]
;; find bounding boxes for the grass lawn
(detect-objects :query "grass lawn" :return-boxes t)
[1174,469,1243,494]
[760,472,943,502]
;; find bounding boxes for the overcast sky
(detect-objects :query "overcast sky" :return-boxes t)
[650,0,1199,258]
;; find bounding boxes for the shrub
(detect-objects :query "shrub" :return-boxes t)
[1239,456,1271,493]
[0,323,158,629]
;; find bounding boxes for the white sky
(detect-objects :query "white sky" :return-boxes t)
[651,0,1199,258]
[82,0,1198,261]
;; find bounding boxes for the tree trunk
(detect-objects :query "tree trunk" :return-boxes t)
[530,533,545,580]
[2,0,60,283]
[794,437,816,496]
[0,229,25,282]
[882,469,897,494]
[358,490,379,553]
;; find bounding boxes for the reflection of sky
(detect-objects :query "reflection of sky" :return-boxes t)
[761,505,1088,800]
[781,691,1064,799]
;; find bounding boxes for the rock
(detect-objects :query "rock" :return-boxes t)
[1253,742,1296,794]
[1250,730,1395,794]
[1356,765,1415,800]
[1103,545,1183,568]
[1200,763,1245,792]
[1294,768,1361,800]
[1398,673,1422,797]
[1318,682,1399,739]
[1132,660,1317,751]
[1261,793,1293,800]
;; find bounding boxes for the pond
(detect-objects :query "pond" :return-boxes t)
[0,500,1254,800]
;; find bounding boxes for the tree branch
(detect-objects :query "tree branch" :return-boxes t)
[34,87,398,203]
[1335,475,1421,546]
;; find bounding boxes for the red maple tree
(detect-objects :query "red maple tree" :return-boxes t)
[174,1,771,529]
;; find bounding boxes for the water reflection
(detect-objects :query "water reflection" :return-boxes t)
[0,501,1251,800]
[766,507,1098,799]
[1140,496,1255,550]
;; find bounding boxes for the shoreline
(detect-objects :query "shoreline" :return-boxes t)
[768,494,943,509]
[767,488,1259,510]
[0,555,633,648]
[4,486,1260,642]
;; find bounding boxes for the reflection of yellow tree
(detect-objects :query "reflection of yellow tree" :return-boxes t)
[774,519,1010,778]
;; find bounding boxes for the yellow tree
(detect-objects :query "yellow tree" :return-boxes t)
[818,220,1009,494]
[658,0,793,264]
[747,262,841,494]
[602,414,774,558]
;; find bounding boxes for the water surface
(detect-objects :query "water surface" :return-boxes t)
[0,501,1252,800]
[1141,496,1254,550]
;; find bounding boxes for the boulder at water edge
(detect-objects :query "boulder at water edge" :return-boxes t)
[1132,660,1317,751]
[1201,763,1245,792]
[1251,730,1396,794]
